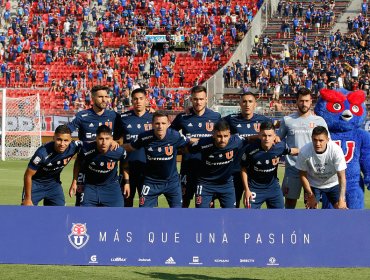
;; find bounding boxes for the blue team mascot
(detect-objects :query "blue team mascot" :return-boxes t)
[314,88,370,209]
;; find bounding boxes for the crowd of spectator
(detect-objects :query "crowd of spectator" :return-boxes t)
[224,0,370,113]
[0,0,263,114]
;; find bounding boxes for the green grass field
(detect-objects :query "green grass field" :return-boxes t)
[1,160,370,279]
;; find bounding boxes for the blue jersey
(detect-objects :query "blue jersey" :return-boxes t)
[79,142,127,186]
[170,108,221,168]
[224,113,271,137]
[121,110,152,163]
[28,141,82,184]
[241,141,289,189]
[131,128,189,181]
[68,108,122,141]
[224,113,271,172]
[189,135,247,185]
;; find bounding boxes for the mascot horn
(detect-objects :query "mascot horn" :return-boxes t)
[314,88,370,209]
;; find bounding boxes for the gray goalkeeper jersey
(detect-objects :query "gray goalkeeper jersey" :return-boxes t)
[277,111,328,168]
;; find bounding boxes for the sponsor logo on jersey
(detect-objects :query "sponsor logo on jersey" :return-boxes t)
[137,124,141,129]
[127,124,132,128]
[165,257,176,265]
[198,123,202,128]
[165,146,173,156]
[237,124,242,127]
[188,123,193,127]
[256,161,262,165]
[206,122,214,132]
[68,223,90,249]
[89,123,94,127]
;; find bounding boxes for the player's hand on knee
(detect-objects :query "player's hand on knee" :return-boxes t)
[305,194,318,209]
[21,198,33,206]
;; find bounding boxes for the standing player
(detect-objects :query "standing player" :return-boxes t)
[22,125,81,206]
[69,125,129,207]
[171,85,221,207]
[295,126,347,209]
[124,112,190,208]
[120,88,153,207]
[68,85,122,206]
[188,120,248,208]
[224,92,271,208]
[277,88,328,209]
[241,122,298,209]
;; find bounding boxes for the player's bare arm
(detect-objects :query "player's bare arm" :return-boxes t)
[299,170,317,209]
[240,167,252,208]
[69,156,82,198]
[120,161,130,198]
[336,170,347,209]
[22,168,37,206]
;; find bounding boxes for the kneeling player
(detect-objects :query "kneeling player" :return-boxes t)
[22,125,81,206]
[295,126,347,209]
[241,121,298,209]
[188,120,249,208]
[69,125,129,207]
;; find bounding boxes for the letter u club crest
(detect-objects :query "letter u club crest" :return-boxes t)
[165,146,173,156]
[225,151,234,159]
[68,223,90,249]
[206,122,214,132]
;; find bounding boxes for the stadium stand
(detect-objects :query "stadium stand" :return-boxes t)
[0,0,369,117]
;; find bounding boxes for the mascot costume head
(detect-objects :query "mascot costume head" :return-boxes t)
[315,88,370,209]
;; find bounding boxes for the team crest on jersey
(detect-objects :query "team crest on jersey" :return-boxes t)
[165,146,173,156]
[272,157,280,166]
[107,161,116,170]
[206,122,214,132]
[309,122,315,128]
[253,123,261,132]
[68,223,90,249]
[144,123,152,131]
[225,151,234,159]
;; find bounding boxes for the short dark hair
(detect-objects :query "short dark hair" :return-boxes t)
[91,85,110,96]
[297,87,312,99]
[96,124,113,136]
[55,125,71,135]
[152,111,168,122]
[214,119,230,132]
[312,126,329,137]
[191,85,207,96]
[240,92,257,99]
[260,121,275,131]
[131,87,146,98]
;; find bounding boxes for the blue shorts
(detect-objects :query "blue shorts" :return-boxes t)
[27,181,65,206]
[250,183,284,209]
[312,185,340,206]
[195,182,236,208]
[81,182,123,207]
[140,176,182,208]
